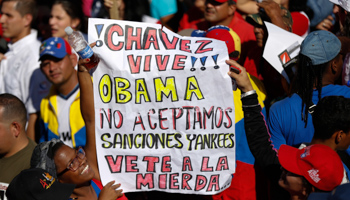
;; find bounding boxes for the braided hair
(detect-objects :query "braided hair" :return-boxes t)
[296,54,327,126]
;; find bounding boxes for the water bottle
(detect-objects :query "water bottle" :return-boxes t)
[65,26,100,69]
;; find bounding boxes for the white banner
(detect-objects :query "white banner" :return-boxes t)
[88,18,236,195]
[263,22,304,83]
[0,182,8,200]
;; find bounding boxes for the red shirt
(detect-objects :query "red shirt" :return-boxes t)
[228,14,261,79]
[178,6,207,32]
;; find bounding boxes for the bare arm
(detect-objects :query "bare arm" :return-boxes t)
[236,0,259,15]
[77,56,100,180]
[258,0,291,31]
[27,113,38,141]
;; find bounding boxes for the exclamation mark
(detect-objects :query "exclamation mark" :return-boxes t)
[95,24,104,47]
[191,56,197,72]
[200,56,207,71]
[212,54,219,69]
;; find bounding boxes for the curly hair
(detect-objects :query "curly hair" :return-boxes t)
[312,96,350,140]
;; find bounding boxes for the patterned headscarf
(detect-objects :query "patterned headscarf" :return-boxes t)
[30,138,63,178]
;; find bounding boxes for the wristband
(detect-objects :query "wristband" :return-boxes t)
[241,90,256,99]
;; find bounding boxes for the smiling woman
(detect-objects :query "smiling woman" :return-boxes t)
[30,45,127,199]
[30,138,127,200]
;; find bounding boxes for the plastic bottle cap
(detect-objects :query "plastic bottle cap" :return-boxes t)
[65,26,73,35]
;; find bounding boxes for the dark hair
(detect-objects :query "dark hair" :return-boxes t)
[296,53,328,126]
[0,93,27,126]
[2,0,37,25]
[312,96,350,140]
[288,0,313,20]
[341,13,350,37]
[123,0,150,22]
[53,0,87,33]
[228,0,235,5]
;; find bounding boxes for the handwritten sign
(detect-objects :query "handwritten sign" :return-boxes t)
[89,18,236,195]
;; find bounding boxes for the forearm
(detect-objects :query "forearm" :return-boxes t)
[27,113,38,141]
[77,66,98,178]
[237,0,259,14]
[242,93,280,169]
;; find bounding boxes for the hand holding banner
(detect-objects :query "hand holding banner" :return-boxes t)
[88,18,236,195]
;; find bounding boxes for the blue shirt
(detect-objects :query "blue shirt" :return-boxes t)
[149,0,177,20]
[268,84,350,151]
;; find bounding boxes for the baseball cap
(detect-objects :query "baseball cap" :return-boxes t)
[192,25,241,60]
[39,37,72,61]
[278,144,344,191]
[206,25,241,60]
[307,183,350,200]
[6,168,76,200]
[300,30,341,65]
[329,0,350,12]
[291,11,310,38]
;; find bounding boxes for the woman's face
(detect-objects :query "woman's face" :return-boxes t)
[49,4,74,39]
[54,145,94,186]
[279,169,306,197]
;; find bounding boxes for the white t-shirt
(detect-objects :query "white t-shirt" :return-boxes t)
[56,86,79,147]
[0,29,50,114]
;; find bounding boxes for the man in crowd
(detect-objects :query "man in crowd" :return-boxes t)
[38,37,86,148]
[268,32,350,152]
[0,94,36,191]
[0,0,50,140]
[203,0,261,79]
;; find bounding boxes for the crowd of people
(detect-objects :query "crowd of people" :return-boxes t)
[1,0,350,199]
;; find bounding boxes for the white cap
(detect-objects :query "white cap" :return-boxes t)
[65,26,73,35]
[329,0,350,12]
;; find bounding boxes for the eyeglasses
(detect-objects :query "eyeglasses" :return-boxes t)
[57,147,85,177]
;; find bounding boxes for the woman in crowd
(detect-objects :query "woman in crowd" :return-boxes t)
[31,44,126,200]
[50,0,88,41]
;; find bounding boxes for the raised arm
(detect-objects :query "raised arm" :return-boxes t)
[77,57,99,180]
[226,60,280,171]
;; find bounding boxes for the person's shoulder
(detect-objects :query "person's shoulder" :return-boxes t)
[24,138,37,154]
[270,94,300,111]
[322,84,350,97]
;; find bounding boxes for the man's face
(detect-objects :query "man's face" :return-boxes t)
[278,168,306,196]
[40,55,75,86]
[204,0,235,26]
[254,26,268,48]
[338,131,350,150]
[0,107,13,157]
[0,1,28,43]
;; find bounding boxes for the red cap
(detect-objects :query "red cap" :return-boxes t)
[278,144,344,191]
[205,25,241,60]
[291,11,310,38]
